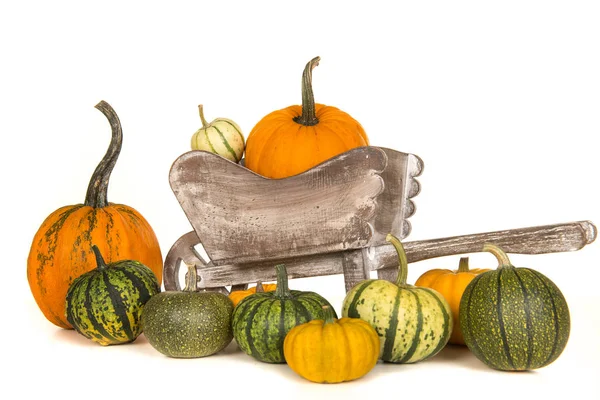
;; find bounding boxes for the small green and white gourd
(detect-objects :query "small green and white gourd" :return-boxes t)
[342,234,453,363]
[191,105,245,163]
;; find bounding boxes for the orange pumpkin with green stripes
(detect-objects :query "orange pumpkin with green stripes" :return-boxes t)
[27,101,163,329]
[191,104,245,163]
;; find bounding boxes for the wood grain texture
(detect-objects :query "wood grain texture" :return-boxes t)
[371,147,423,242]
[342,249,371,292]
[162,221,596,291]
[169,147,387,266]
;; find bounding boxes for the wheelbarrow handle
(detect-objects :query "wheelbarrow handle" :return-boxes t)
[374,220,596,282]
[163,221,596,292]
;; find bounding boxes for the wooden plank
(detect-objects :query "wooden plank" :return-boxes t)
[371,147,423,242]
[342,249,371,292]
[375,148,423,282]
[187,221,596,290]
[169,147,387,266]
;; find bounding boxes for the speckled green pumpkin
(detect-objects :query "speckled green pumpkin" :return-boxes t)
[65,245,160,346]
[232,264,337,364]
[342,234,452,363]
[459,244,571,371]
[142,264,234,358]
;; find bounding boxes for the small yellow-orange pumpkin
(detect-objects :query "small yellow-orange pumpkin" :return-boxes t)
[244,56,369,179]
[414,257,490,345]
[283,306,380,384]
[228,282,277,307]
[27,101,163,329]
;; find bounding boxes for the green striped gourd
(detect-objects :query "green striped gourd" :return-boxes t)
[142,263,234,358]
[459,243,570,371]
[342,234,452,363]
[232,264,337,363]
[65,245,160,346]
[191,105,245,163]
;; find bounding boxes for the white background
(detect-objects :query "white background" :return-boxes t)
[2,1,599,399]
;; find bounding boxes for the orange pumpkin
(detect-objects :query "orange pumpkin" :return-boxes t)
[27,101,163,329]
[414,257,490,345]
[244,56,369,179]
[229,282,277,307]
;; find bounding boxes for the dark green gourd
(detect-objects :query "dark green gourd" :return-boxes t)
[459,243,571,371]
[232,264,337,363]
[65,245,160,346]
[142,263,234,358]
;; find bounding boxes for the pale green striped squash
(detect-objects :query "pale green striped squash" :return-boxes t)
[342,234,452,363]
[65,245,160,346]
[191,105,245,163]
[459,244,570,371]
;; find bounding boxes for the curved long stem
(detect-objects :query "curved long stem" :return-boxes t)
[386,234,409,286]
[198,105,210,129]
[482,243,513,268]
[84,101,123,208]
[293,56,320,126]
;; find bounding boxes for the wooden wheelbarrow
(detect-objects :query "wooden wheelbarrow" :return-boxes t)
[163,146,596,293]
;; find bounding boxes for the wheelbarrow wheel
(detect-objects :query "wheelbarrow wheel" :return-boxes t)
[163,231,230,295]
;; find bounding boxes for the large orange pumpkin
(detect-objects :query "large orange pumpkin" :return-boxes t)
[244,56,369,179]
[27,101,163,329]
[414,257,490,345]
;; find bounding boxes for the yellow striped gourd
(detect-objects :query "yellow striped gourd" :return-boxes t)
[191,105,245,163]
[342,234,452,363]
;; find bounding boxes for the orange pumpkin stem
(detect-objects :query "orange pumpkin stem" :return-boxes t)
[386,234,409,286]
[198,104,210,129]
[458,257,470,273]
[293,56,320,127]
[91,245,108,270]
[321,305,336,325]
[84,101,123,208]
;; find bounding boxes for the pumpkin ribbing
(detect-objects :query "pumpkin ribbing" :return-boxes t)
[244,57,369,179]
[232,264,336,363]
[342,234,452,363]
[66,245,160,345]
[459,244,570,371]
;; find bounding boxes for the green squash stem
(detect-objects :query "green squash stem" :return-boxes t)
[458,257,470,273]
[91,245,108,271]
[386,233,409,287]
[322,306,336,326]
[483,243,514,268]
[84,101,123,208]
[183,263,198,292]
[198,104,210,129]
[293,56,320,127]
[274,264,292,298]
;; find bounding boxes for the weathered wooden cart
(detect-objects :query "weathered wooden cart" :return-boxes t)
[163,146,596,293]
